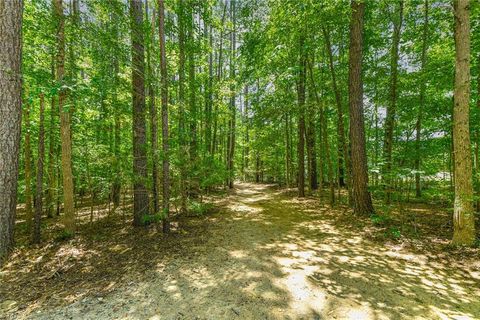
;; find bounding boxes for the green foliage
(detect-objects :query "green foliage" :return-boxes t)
[142,213,164,225]
[55,230,74,242]
[17,0,480,246]
[370,213,391,226]
[387,227,402,240]
[187,200,213,217]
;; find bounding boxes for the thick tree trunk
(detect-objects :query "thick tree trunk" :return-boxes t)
[33,94,46,244]
[415,0,429,198]
[348,0,374,215]
[0,0,23,261]
[297,35,306,198]
[158,0,170,233]
[452,0,475,246]
[130,0,149,226]
[382,0,404,204]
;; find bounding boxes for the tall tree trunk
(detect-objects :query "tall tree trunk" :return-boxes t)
[33,94,46,244]
[244,86,250,181]
[476,53,480,212]
[178,0,187,212]
[256,150,260,183]
[205,22,213,157]
[130,0,149,226]
[0,0,22,261]
[46,56,57,218]
[24,101,34,234]
[212,1,227,157]
[372,53,380,187]
[452,0,475,246]
[111,10,121,210]
[285,113,291,188]
[297,35,306,198]
[308,59,333,204]
[322,103,335,206]
[54,0,75,235]
[415,0,429,198]
[306,97,318,191]
[158,0,170,233]
[227,0,236,189]
[323,27,349,191]
[318,111,324,191]
[146,2,159,215]
[382,0,404,204]
[348,0,374,215]
[188,9,197,164]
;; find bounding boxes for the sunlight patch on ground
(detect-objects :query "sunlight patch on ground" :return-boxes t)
[229,250,247,258]
[226,203,262,214]
[430,305,475,320]
[347,309,370,320]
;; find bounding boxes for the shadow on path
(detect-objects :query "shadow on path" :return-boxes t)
[1,183,479,319]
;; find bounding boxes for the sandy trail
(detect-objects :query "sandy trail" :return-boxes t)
[7,183,480,319]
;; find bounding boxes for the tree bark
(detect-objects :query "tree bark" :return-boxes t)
[285,113,291,188]
[0,0,23,261]
[33,94,46,244]
[297,35,306,198]
[227,0,237,189]
[188,8,197,170]
[452,0,475,246]
[205,22,213,157]
[348,0,374,215]
[111,10,121,210]
[46,57,57,218]
[308,58,334,204]
[322,103,335,206]
[24,101,34,234]
[158,0,170,233]
[323,27,349,191]
[130,0,149,226]
[54,0,75,235]
[414,0,429,198]
[306,92,318,191]
[243,86,250,181]
[476,53,480,212]
[382,0,404,204]
[146,2,159,215]
[212,1,227,157]
[178,0,187,212]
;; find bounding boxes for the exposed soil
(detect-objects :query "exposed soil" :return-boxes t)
[1,183,479,319]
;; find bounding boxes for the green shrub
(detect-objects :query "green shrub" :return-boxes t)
[188,201,213,217]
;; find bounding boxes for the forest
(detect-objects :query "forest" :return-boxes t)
[1,0,480,319]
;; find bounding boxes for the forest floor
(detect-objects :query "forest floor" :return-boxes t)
[1,183,480,320]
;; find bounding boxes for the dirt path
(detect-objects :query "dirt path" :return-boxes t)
[4,183,480,319]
